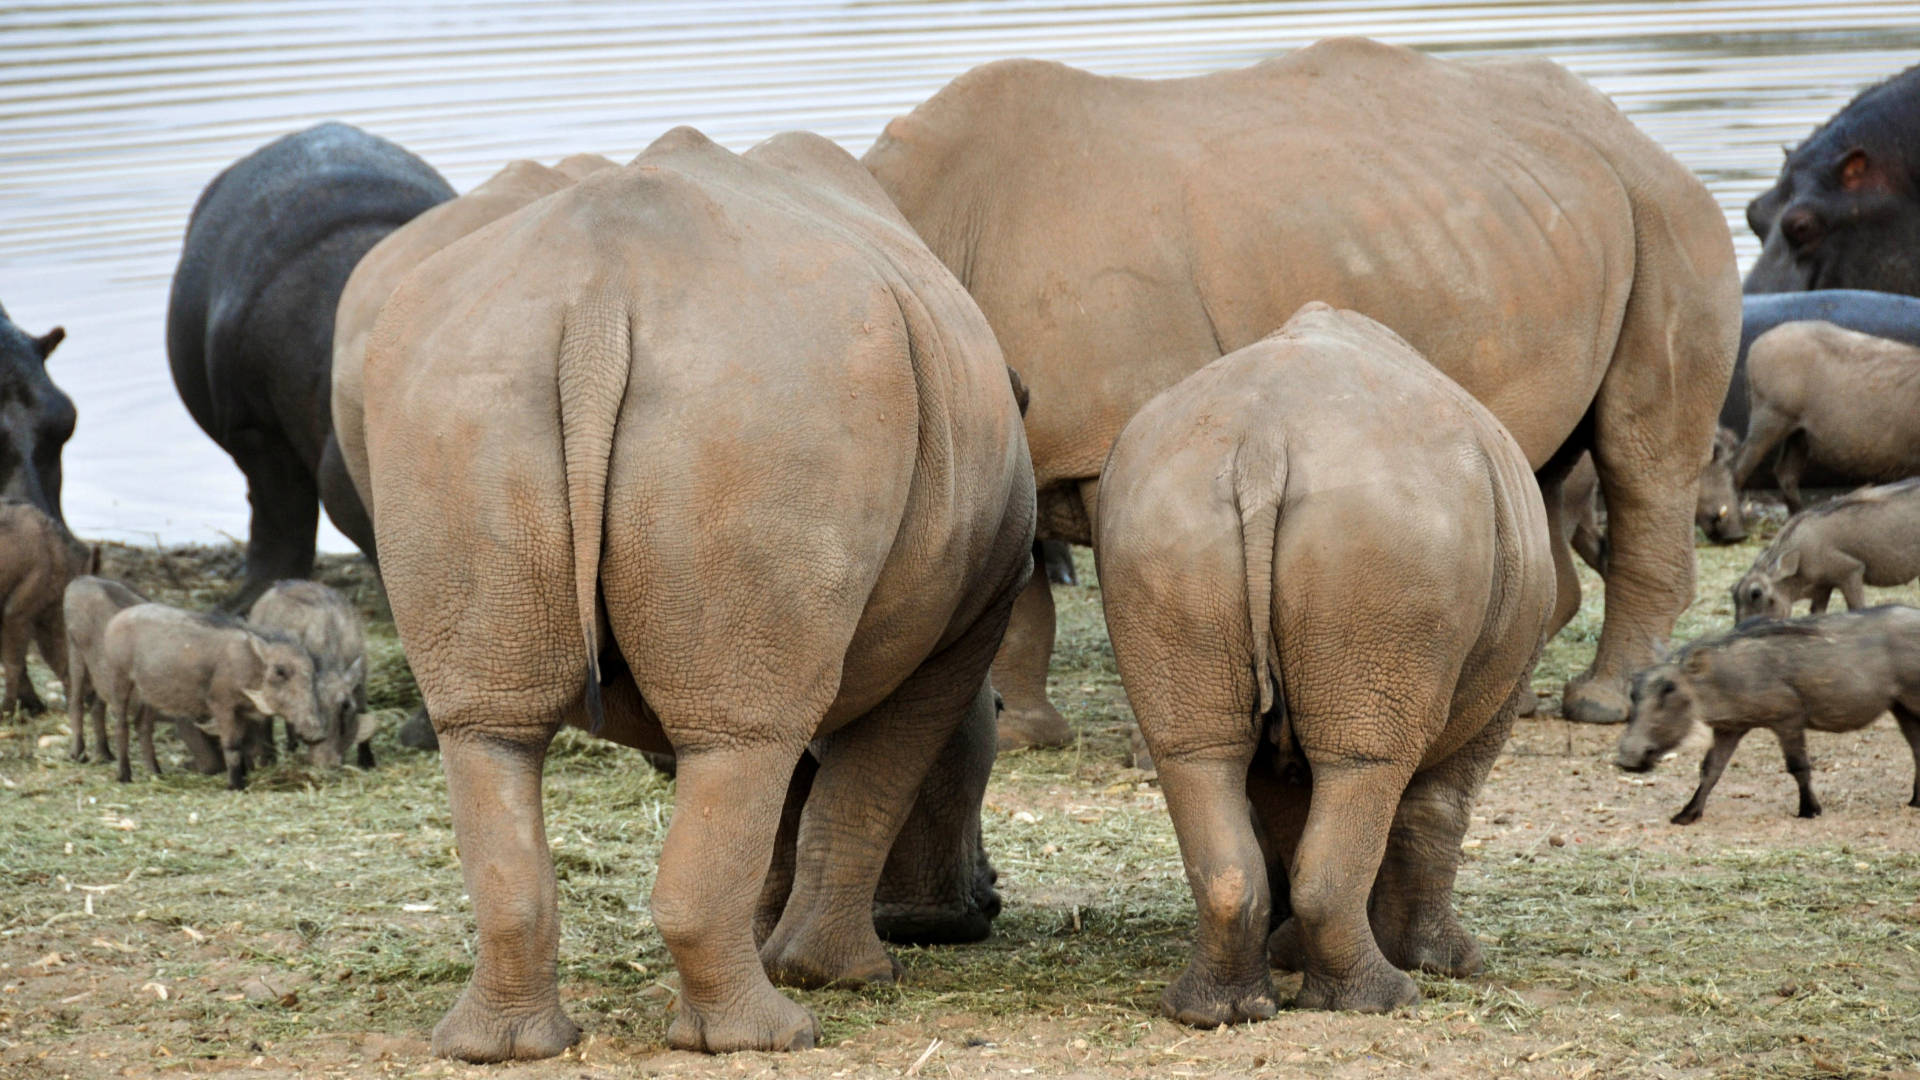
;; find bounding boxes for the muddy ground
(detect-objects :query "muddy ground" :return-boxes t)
[1,518,1917,1079]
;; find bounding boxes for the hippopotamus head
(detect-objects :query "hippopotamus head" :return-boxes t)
[0,303,73,523]
[1745,63,1920,295]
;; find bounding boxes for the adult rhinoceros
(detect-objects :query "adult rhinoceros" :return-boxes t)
[865,36,1739,733]
[360,127,1033,1059]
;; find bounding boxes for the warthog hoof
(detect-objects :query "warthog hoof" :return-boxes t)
[431,986,580,1062]
[1561,674,1629,725]
[1161,965,1278,1028]
[667,983,818,1054]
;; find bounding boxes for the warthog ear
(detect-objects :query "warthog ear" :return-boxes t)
[242,686,277,717]
[346,656,366,683]
[247,633,270,669]
[1682,650,1712,678]
[353,712,381,745]
[1776,549,1800,578]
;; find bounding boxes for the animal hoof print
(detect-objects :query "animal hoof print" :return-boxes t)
[431,990,580,1063]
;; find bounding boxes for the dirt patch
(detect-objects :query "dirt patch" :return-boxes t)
[1,533,1917,1078]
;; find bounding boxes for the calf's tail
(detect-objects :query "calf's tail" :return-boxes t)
[1232,440,1286,729]
[555,291,632,734]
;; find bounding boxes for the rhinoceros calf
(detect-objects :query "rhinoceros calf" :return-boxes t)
[1733,321,1920,512]
[0,499,93,715]
[1733,477,1920,622]
[248,580,374,768]
[99,603,322,788]
[1617,606,1920,823]
[362,127,1032,1059]
[1098,304,1553,1024]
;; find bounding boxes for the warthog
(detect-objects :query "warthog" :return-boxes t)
[1617,607,1920,824]
[1732,478,1920,622]
[0,499,93,715]
[99,604,322,789]
[248,580,375,768]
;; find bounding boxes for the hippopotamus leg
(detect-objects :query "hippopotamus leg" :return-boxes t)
[226,426,319,611]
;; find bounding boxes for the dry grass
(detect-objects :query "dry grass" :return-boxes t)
[1,513,1918,1078]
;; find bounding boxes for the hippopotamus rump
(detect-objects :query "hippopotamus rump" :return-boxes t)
[1745,62,1920,295]
[167,122,453,608]
[0,302,71,522]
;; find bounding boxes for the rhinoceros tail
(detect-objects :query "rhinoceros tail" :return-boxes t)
[556,291,631,735]
[1232,439,1285,726]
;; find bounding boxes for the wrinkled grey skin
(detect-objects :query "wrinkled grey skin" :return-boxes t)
[1743,63,1920,295]
[1731,321,1920,513]
[1561,431,1745,577]
[99,604,322,789]
[0,499,92,715]
[1617,606,1920,823]
[167,122,454,609]
[0,304,71,524]
[1099,306,1554,1024]
[1732,478,1920,622]
[248,580,373,769]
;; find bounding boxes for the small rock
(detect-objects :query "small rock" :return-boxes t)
[1548,834,1567,848]
[1492,813,1512,825]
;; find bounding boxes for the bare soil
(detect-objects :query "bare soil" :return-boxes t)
[1,524,1917,1079]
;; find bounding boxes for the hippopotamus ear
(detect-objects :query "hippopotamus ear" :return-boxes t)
[33,327,63,361]
[1838,149,1889,193]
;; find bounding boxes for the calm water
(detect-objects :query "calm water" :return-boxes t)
[3,0,1918,547]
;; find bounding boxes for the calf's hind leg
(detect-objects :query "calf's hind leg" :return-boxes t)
[1287,756,1420,1012]
[1368,706,1515,977]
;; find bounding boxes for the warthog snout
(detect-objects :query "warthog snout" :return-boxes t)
[1615,744,1658,773]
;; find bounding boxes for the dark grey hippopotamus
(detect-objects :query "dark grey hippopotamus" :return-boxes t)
[1744,63,1920,295]
[0,303,71,523]
[167,122,453,608]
